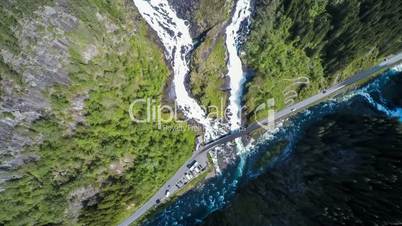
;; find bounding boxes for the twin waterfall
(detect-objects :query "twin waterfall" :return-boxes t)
[133,0,252,144]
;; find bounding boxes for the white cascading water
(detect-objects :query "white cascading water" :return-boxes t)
[225,0,252,132]
[132,0,221,141]
[133,0,253,154]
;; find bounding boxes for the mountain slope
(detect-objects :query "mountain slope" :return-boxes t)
[0,1,195,225]
[244,0,402,118]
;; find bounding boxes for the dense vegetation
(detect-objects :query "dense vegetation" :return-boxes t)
[0,0,52,53]
[203,113,402,226]
[194,0,233,33]
[190,0,233,118]
[191,37,228,118]
[0,1,195,225]
[244,0,402,119]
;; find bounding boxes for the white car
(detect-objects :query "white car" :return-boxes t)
[185,173,193,180]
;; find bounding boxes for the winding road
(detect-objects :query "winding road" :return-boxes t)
[199,52,402,152]
[119,52,402,226]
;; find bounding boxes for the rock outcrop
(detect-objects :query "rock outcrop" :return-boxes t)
[0,2,78,187]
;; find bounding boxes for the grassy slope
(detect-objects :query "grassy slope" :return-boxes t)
[244,0,402,120]
[191,37,228,118]
[190,0,233,118]
[194,0,233,32]
[0,1,195,225]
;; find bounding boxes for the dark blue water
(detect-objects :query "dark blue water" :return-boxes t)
[143,67,402,226]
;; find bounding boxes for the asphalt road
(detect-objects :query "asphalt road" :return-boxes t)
[119,52,402,226]
[200,52,402,153]
[118,147,209,226]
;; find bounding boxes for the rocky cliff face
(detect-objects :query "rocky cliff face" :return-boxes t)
[0,0,234,223]
[167,0,232,38]
[1,0,79,187]
[167,0,200,34]
[0,1,198,225]
[3,0,401,225]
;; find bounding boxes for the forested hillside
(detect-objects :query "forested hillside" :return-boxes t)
[244,0,402,119]
[2,0,402,225]
[0,0,195,225]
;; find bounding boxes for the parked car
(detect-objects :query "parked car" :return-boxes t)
[187,160,197,169]
[197,164,204,171]
[185,173,193,180]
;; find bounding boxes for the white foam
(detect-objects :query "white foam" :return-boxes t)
[133,0,222,140]
[224,0,252,131]
[133,0,254,145]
